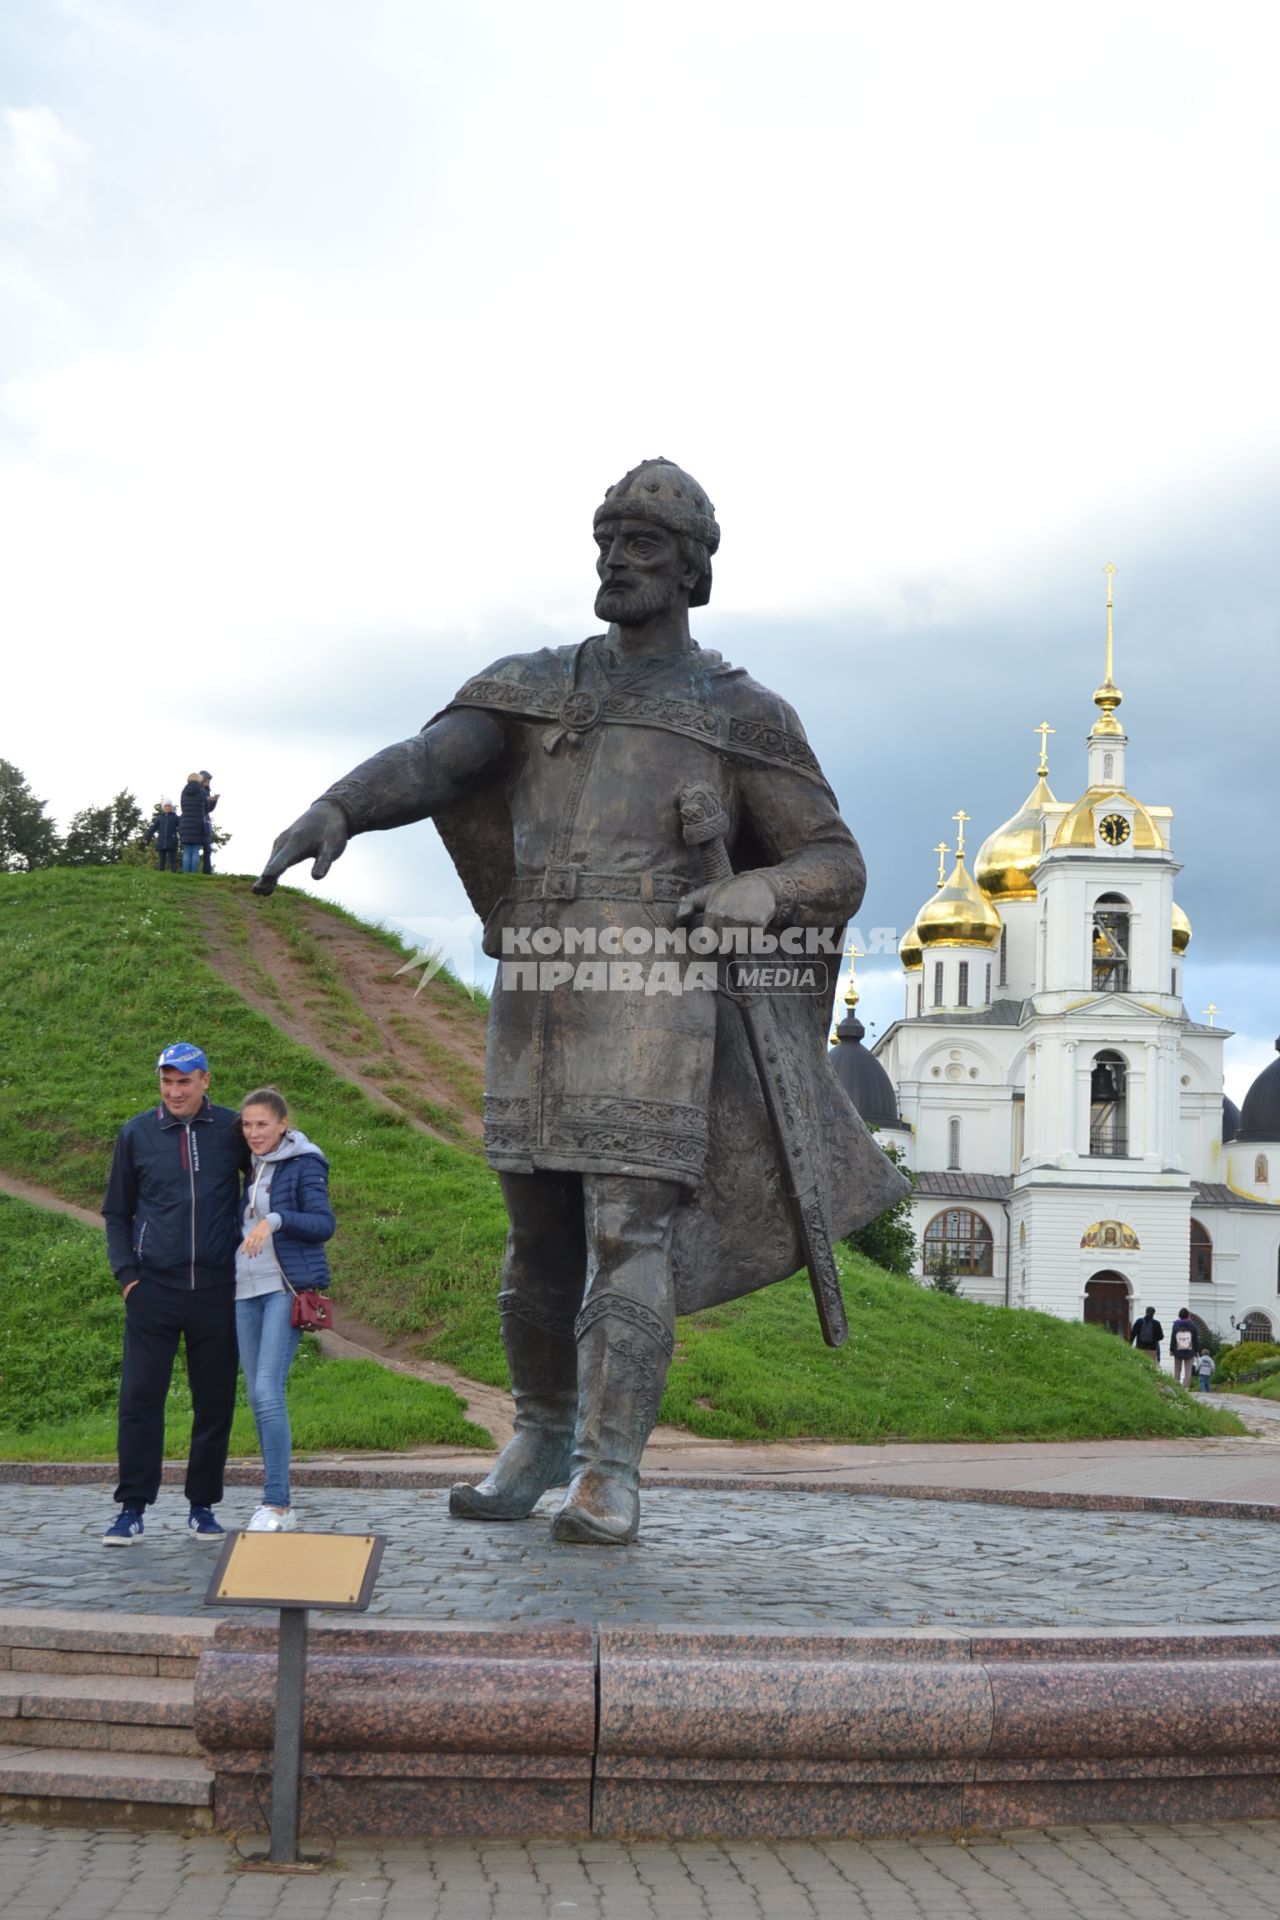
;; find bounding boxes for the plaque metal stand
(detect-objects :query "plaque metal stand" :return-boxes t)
[206,1531,386,1869]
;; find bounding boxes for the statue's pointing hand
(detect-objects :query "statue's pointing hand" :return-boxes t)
[252,800,349,897]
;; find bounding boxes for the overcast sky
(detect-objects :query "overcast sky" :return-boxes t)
[3,1,1276,1099]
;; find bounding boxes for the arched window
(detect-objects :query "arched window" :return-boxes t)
[932,961,943,1008]
[1089,1049,1128,1157]
[958,961,970,1008]
[998,925,1008,988]
[947,1117,961,1170]
[1190,1219,1212,1285]
[1241,1311,1274,1343]
[1103,751,1115,781]
[1092,894,1130,993]
[916,982,922,1017]
[923,1208,993,1277]
[1257,1155,1270,1186]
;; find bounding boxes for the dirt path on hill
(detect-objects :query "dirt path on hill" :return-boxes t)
[192,890,485,1149]
[0,1171,103,1230]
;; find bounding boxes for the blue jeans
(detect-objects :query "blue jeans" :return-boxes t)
[181,843,202,872]
[235,1291,302,1506]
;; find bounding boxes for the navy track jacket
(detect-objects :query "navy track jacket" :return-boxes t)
[102,1099,249,1291]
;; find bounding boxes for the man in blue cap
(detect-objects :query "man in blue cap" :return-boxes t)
[100,1043,249,1544]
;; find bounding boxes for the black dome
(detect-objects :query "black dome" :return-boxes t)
[1222,1095,1241,1145]
[829,1011,902,1130]
[1238,1038,1280,1143]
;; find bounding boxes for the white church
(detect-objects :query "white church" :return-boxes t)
[829,570,1280,1352]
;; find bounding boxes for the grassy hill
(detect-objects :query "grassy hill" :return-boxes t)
[0,866,1242,1454]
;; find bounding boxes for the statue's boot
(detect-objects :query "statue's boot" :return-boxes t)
[549,1295,674,1547]
[449,1293,577,1521]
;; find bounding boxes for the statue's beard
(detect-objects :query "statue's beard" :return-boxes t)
[594,575,682,628]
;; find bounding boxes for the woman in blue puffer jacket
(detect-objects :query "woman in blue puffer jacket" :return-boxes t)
[236,1087,335,1532]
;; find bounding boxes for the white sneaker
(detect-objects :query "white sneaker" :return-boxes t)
[246,1505,297,1532]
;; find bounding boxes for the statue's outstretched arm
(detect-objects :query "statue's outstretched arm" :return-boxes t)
[253,706,505,896]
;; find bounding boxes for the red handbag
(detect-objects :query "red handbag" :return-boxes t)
[286,1283,333,1332]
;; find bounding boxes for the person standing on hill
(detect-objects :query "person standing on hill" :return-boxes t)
[1170,1307,1200,1387]
[199,770,219,875]
[178,774,208,873]
[236,1087,335,1533]
[1128,1306,1164,1365]
[100,1042,249,1545]
[142,802,180,871]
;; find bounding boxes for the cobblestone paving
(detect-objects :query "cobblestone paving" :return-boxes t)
[4,1819,1280,1919]
[2,1481,1277,1628]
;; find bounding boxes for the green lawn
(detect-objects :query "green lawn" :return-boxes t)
[0,867,511,1372]
[0,1194,489,1459]
[0,865,1244,1453]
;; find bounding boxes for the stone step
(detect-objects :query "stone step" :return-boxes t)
[0,1745,213,1829]
[0,1671,194,1725]
[0,1615,212,1792]
[0,1716,202,1757]
[0,1671,199,1757]
[0,1608,216,1677]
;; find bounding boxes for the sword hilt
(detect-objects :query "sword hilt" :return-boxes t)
[678,786,733,883]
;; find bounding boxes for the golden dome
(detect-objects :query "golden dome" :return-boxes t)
[899,919,923,971]
[975,771,1057,903]
[916,854,1003,950]
[1051,787,1166,851]
[1172,901,1192,954]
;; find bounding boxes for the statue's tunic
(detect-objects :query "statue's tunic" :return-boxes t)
[436,634,861,1192]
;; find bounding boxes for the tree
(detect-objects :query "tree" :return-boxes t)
[58,790,145,866]
[0,759,60,870]
[926,1259,963,1296]
[843,1138,917,1275]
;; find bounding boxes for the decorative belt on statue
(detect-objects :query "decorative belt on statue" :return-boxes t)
[512,866,691,903]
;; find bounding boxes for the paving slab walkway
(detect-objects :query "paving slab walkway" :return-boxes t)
[3,1476,1279,1631]
[5,1817,1280,1920]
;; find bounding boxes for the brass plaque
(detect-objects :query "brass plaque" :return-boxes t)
[205,1532,385,1610]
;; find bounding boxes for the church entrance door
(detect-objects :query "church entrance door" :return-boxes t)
[1084,1272,1131,1338]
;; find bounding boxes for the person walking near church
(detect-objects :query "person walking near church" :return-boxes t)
[1170,1307,1200,1387]
[1128,1305,1164,1365]
[100,1042,248,1544]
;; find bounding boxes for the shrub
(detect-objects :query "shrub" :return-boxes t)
[1217,1341,1280,1381]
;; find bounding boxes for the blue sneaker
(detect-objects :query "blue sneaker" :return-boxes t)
[103,1506,145,1546]
[187,1505,225,1542]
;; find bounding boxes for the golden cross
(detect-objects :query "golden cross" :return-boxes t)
[933,840,951,888]
[843,939,861,1011]
[1103,561,1117,685]
[1034,721,1055,776]
[1203,1002,1219,1027]
[952,809,971,860]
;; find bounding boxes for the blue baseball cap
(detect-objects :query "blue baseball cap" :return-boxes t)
[156,1042,208,1074]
